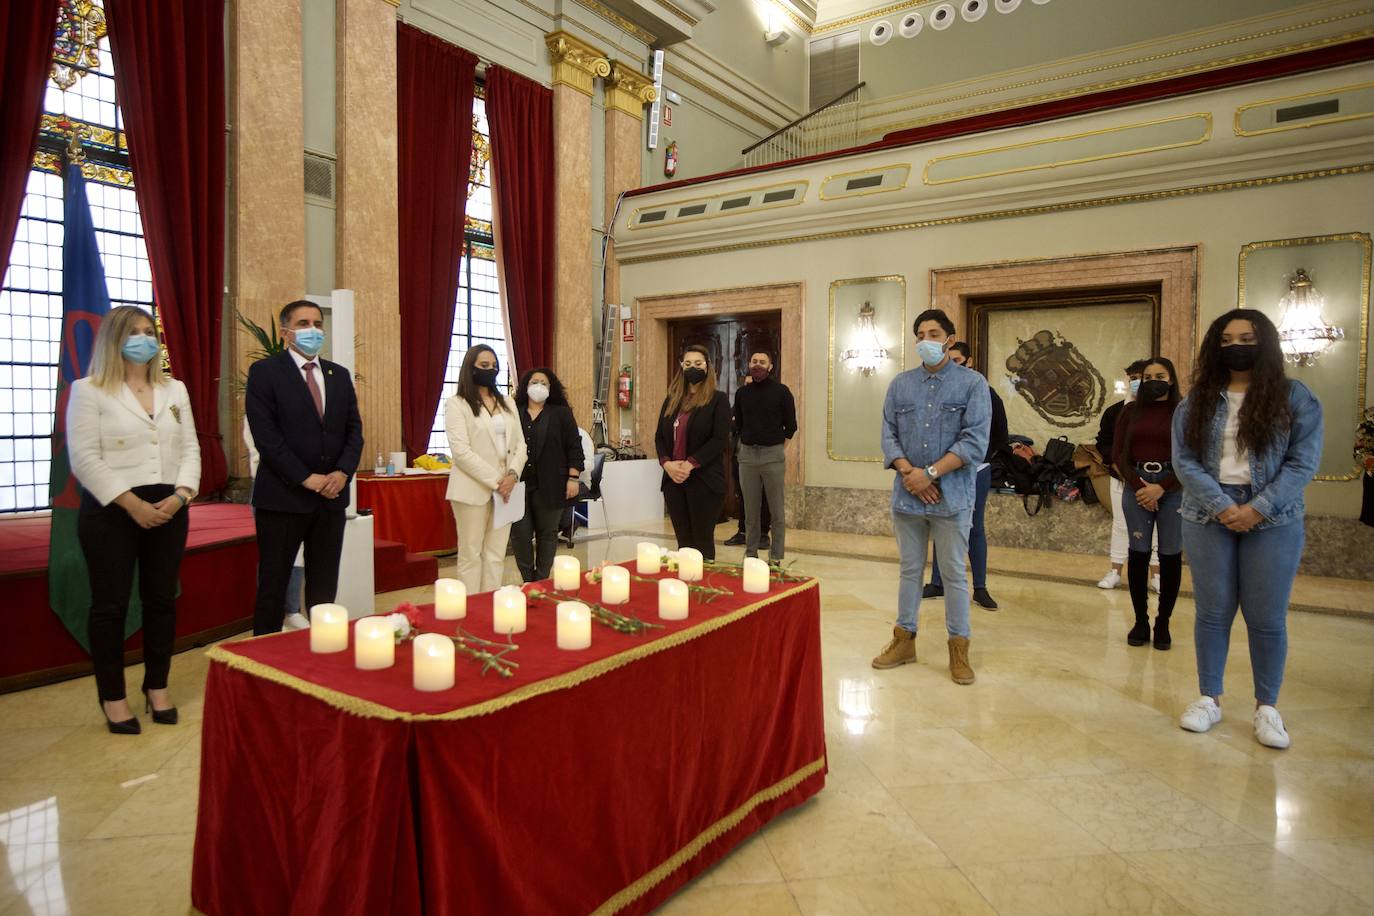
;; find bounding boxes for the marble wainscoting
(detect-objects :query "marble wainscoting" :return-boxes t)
[795,486,1374,581]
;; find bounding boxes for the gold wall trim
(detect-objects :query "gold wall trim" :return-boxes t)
[629,179,809,230]
[33,149,133,187]
[767,0,815,35]
[545,29,611,97]
[922,112,1213,186]
[815,0,929,33]
[1234,80,1374,137]
[606,60,658,117]
[617,163,1374,265]
[819,163,911,200]
[573,0,657,44]
[1237,231,1371,482]
[828,275,907,463]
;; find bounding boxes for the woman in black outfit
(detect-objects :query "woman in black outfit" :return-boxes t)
[655,344,731,560]
[511,368,584,581]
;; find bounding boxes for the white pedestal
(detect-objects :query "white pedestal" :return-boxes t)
[581,458,665,537]
[336,514,375,618]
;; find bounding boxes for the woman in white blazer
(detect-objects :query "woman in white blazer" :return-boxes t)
[66,306,200,734]
[444,344,527,593]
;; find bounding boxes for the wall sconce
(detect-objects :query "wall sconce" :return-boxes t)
[840,301,889,375]
[1276,268,1343,367]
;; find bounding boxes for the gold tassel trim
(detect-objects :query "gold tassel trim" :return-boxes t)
[592,755,827,915]
[206,578,819,722]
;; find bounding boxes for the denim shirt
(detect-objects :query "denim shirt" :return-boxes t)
[1170,379,1323,529]
[881,360,991,517]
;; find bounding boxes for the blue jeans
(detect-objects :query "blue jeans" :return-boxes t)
[285,564,305,615]
[1120,467,1183,556]
[894,507,973,638]
[931,465,990,589]
[1183,485,1303,706]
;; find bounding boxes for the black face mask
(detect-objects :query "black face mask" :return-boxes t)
[1220,344,1259,372]
[1138,380,1170,402]
[682,367,707,385]
[472,366,499,388]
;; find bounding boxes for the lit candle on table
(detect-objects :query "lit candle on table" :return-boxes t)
[553,555,581,591]
[412,633,455,691]
[434,578,466,620]
[742,557,770,594]
[601,565,630,605]
[636,542,661,574]
[354,617,395,670]
[309,603,349,653]
[556,602,592,650]
[658,578,689,620]
[677,548,703,582]
[492,586,527,635]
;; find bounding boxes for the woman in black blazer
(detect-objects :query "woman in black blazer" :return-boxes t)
[655,344,731,560]
[511,368,585,581]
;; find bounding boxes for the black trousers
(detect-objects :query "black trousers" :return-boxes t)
[663,480,724,561]
[78,484,188,702]
[512,490,564,582]
[253,505,346,634]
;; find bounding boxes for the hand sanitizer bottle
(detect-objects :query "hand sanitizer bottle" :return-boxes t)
[375,451,386,476]
[385,453,396,477]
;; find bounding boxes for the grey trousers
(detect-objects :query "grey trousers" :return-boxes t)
[738,443,786,560]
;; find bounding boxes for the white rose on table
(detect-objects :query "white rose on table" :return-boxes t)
[387,613,412,640]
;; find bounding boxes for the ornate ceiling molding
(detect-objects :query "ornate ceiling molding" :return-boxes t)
[605,61,658,118]
[545,30,612,96]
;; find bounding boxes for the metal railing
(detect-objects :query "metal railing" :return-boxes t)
[742,82,864,168]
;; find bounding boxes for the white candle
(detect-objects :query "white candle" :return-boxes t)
[492,586,527,635]
[434,578,466,620]
[677,547,703,582]
[658,578,689,620]
[556,601,592,650]
[354,617,395,670]
[601,565,630,605]
[412,633,455,691]
[553,555,581,591]
[742,557,771,594]
[309,603,349,653]
[636,542,661,574]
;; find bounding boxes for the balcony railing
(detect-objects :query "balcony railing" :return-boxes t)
[742,82,865,169]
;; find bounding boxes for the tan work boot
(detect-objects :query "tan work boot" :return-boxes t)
[872,626,916,669]
[947,636,975,685]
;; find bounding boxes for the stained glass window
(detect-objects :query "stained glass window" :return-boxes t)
[0,0,154,513]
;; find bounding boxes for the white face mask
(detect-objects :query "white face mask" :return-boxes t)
[526,383,550,404]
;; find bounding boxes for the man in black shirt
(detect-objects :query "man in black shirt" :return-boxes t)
[1096,359,1158,591]
[733,350,796,562]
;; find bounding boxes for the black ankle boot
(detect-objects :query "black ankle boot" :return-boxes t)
[1153,616,1172,650]
[1127,616,1150,646]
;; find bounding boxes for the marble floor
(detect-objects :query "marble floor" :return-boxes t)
[1,524,1371,915]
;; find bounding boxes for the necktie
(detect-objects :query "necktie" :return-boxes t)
[304,362,324,419]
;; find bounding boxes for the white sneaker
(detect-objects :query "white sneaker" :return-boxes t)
[1179,697,1222,733]
[1097,570,1121,589]
[283,612,311,632]
[1149,574,1161,594]
[1254,705,1291,749]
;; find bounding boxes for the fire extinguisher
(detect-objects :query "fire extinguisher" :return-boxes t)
[663,140,678,178]
[617,366,633,408]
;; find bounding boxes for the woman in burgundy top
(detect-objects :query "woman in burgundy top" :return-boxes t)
[655,344,731,560]
[1112,357,1183,650]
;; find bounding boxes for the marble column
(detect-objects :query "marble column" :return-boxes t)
[603,61,655,444]
[336,0,402,459]
[229,0,306,478]
[545,31,609,424]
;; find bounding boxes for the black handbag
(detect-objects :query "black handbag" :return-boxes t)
[1043,435,1075,469]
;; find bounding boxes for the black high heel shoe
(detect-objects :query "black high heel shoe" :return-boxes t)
[99,700,141,735]
[142,688,179,726]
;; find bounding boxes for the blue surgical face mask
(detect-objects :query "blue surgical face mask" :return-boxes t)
[121,333,160,365]
[292,327,325,357]
[917,339,947,366]
[1128,378,1141,398]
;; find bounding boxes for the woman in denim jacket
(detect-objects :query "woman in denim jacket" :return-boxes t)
[1171,309,1322,749]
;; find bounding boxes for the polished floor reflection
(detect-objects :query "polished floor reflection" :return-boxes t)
[1,525,1370,915]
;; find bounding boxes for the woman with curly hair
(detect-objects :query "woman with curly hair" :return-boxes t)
[1172,309,1322,749]
[510,367,584,582]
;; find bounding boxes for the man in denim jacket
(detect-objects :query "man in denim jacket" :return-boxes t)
[872,309,991,684]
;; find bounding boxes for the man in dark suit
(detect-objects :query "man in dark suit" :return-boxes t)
[245,299,364,634]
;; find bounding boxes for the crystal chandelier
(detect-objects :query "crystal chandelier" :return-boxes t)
[1276,268,1343,367]
[840,301,889,375]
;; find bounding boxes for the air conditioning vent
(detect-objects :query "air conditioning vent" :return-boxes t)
[845,174,884,191]
[303,150,336,202]
[639,210,667,223]
[678,204,708,217]
[720,196,752,210]
[1276,98,1339,123]
[761,189,796,203]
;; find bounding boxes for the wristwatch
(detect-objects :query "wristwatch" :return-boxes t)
[925,465,940,479]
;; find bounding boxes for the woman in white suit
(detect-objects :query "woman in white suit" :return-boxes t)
[444,344,527,593]
[66,306,200,734]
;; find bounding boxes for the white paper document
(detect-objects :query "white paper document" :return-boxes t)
[491,482,526,530]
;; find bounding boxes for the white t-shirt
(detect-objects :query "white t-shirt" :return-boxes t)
[491,411,507,459]
[1219,390,1251,485]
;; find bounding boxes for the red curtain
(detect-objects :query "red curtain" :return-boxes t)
[0,0,59,287]
[398,25,477,463]
[105,0,229,495]
[486,66,554,374]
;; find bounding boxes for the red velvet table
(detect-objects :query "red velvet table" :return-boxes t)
[356,471,455,553]
[191,568,826,916]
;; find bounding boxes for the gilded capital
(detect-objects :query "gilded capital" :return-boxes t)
[544,30,611,97]
[605,62,657,119]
